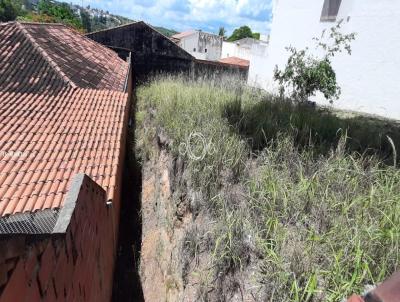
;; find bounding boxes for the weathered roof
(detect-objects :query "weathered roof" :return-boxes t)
[0,22,129,93]
[218,56,250,67]
[171,30,196,40]
[0,88,128,217]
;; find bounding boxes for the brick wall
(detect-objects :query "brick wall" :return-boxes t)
[0,174,116,302]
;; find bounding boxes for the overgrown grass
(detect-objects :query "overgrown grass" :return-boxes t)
[135,75,400,301]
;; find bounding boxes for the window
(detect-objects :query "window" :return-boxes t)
[193,48,196,52]
[205,48,207,53]
[320,0,342,22]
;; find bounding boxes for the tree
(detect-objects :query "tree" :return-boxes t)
[37,0,83,30]
[227,25,260,42]
[0,0,22,22]
[80,9,91,32]
[218,26,226,39]
[274,21,356,103]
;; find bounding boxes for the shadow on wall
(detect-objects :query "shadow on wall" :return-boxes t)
[223,95,400,165]
[112,91,144,301]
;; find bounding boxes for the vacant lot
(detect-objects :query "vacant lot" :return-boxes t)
[135,75,400,301]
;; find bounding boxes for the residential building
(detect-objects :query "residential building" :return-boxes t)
[221,37,269,87]
[171,30,223,61]
[0,21,131,302]
[264,0,400,120]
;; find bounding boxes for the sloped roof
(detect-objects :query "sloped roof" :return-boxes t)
[218,56,250,67]
[0,22,129,93]
[0,88,128,217]
[171,30,196,40]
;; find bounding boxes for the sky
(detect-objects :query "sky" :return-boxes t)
[70,0,273,36]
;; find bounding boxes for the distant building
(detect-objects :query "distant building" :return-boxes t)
[264,0,400,120]
[171,30,223,61]
[221,37,269,87]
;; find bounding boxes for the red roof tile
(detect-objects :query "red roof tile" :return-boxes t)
[0,22,129,93]
[218,56,250,67]
[0,88,128,216]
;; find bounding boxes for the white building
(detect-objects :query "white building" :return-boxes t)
[264,0,400,120]
[221,37,269,87]
[171,30,223,61]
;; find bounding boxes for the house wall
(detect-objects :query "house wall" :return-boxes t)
[0,175,115,302]
[221,40,269,88]
[179,32,200,58]
[180,32,222,61]
[265,0,400,120]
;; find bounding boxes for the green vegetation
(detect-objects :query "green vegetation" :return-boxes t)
[274,21,356,103]
[0,0,23,22]
[136,76,400,301]
[155,26,178,37]
[3,0,176,35]
[227,25,260,41]
[218,26,226,39]
[36,0,82,29]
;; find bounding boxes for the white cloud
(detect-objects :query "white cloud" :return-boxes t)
[76,0,272,35]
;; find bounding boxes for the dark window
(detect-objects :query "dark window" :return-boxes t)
[321,0,342,22]
[205,48,207,53]
[193,48,196,52]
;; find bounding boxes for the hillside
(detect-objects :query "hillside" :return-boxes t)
[19,0,177,36]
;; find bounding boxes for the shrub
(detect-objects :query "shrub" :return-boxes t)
[274,20,356,103]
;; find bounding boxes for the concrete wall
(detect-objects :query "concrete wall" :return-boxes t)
[179,31,222,61]
[87,22,194,82]
[221,39,269,88]
[0,175,115,302]
[194,59,249,81]
[265,0,400,120]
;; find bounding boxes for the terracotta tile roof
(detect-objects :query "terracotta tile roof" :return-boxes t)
[0,22,129,93]
[171,30,196,40]
[218,56,250,67]
[0,88,128,217]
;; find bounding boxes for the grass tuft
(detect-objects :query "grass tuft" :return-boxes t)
[135,75,400,301]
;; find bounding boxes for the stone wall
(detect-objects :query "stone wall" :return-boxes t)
[0,174,116,302]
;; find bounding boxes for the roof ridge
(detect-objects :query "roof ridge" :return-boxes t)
[86,21,139,36]
[15,22,77,89]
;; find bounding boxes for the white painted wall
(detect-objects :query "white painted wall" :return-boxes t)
[178,31,222,61]
[178,32,199,58]
[265,0,400,120]
[221,39,269,88]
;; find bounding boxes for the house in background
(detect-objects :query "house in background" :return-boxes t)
[264,0,400,120]
[221,37,269,88]
[171,30,223,61]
